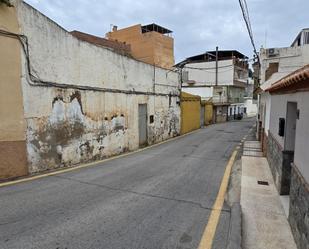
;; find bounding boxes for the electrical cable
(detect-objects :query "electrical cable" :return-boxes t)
[238,0,260,65]
[0,29,179,97]
[184,67,234,74]
[184,64,233,70]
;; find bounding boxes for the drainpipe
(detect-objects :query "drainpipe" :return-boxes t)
[215,46,218,86]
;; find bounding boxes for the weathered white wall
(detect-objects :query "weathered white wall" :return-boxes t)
[16,1,180,173]
[183,60,234,86]
[260,45,309,85]
[259,45,309,137]
[269,92,309,182]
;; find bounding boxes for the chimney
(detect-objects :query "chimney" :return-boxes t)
[112,25,118,32]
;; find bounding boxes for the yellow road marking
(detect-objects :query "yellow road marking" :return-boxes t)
[0,129,200,188]
[198,149,238,249]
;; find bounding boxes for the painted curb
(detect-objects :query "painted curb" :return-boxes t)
[227,202,242,249]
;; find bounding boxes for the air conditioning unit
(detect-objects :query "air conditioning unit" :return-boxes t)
[267,48,279,57]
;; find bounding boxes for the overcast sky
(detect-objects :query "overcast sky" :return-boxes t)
[24,0,308,63]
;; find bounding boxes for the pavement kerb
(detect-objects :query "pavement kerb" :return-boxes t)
[226,149,243,249]
[226,202,242,249]
[225,123,256,249]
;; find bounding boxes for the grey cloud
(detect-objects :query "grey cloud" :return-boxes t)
[24,0,309,62]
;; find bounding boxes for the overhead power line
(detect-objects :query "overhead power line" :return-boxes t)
[0,29,179,97]
[184,64,233,70]
[238,0,260,65]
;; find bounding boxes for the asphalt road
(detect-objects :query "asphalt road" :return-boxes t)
[0,118,254,249]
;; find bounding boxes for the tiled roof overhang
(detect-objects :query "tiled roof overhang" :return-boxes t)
[265,65,309,93]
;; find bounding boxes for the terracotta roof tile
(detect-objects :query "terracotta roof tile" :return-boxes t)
[265,64,309,93]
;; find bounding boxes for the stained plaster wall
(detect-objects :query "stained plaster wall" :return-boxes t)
[15,1,180,173]
[0,2,28,179]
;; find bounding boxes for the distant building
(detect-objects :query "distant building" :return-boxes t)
[177,50,249,123]
[243,76,257,117]
[106,23,174,69]
[291,28,309,47]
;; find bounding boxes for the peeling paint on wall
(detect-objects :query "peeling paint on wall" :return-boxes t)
[148,107,179,144]
[25,89,179,173]
[14,1,181,174]
[26,90,131,173]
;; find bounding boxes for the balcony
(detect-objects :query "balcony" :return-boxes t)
[212,94,229,104]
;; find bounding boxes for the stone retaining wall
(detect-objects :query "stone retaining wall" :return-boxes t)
[266,132,294,195]
[289,165,309,249]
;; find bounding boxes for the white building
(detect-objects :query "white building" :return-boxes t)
[257,29,309,147]
[257,28,309,249]
[243,76,257,117]
[264,65,309,249]
[177,50,248,122]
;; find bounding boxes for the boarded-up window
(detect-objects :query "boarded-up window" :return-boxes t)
[265,62,279,81]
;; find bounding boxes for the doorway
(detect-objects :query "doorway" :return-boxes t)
[280,102,297,217]
[138,104,148,146]
[200,105,205,127]
[284,102,297,151]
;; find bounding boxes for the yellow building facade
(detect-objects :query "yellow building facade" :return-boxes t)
[0,4,28,179]
[180,92,201,134]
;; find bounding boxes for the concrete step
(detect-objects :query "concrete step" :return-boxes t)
[243,141,261,149]
[243,150,263,157]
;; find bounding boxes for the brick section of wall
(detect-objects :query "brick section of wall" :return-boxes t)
[70,31,131,56]
[266,132,294,195]
[265,62,279,81]
[289,165,309,249]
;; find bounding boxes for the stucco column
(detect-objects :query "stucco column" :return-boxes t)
[0,3,28,180]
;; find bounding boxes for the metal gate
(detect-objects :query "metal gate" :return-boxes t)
[138,104,147,146]
[200,105,205,127]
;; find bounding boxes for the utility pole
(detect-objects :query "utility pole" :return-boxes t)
[215,46,218,86]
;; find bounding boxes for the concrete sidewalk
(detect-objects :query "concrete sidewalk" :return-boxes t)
[241,141,297,249]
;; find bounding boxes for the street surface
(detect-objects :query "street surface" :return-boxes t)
[0,119,254,249]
